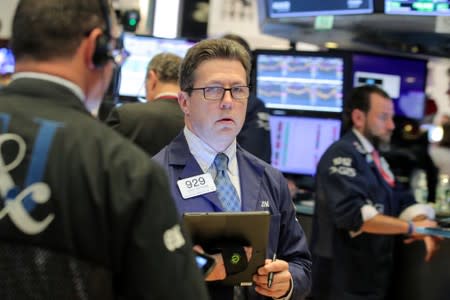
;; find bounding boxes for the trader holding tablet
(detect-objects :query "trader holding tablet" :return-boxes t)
[153,38,312,300]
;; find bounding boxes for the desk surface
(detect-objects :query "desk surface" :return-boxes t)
[294,204,450,300]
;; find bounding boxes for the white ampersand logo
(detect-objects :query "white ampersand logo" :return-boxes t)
[0,133,54,235]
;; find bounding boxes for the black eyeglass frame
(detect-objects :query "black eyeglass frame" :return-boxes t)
[186,86,251,101]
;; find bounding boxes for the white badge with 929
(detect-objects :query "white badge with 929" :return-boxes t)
[177,173,216,199]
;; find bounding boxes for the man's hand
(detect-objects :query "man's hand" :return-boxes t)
[404,219,442,262]
[253,258,292,298]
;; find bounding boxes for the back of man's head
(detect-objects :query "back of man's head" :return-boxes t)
[11,0,108,62]
[146,52,182,84]
[221,34,251,55]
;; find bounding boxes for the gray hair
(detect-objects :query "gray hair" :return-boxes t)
[146,52,182,83]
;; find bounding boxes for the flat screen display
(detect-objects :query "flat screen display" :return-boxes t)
[270,114,341,175]
[268,0,374,17]
[0,48,15,75]
[255,51,346,113]
[119,33,195,99]
[384,0,450,15]
[351,52,428,120]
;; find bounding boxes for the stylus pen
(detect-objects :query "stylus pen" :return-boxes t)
[267,253,277,288]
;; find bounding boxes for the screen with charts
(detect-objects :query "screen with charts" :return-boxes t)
[270,114,341,175]
[255,51,346,113]
[268,0,374,17]
[351,52,428,120]
[119,33,196,99]
[384,0,450,15]
[0,48,15,75]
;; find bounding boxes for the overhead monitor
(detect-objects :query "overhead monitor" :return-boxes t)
[254,50,347,113]
[270,114,342,176]
[351,52,428,120]
[268,0,374,17]
[118,33,196,100]
[384,0,450,16]
[0,48,15,75]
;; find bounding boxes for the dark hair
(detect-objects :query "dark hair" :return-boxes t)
[221,33,251,55]
[343,85,391,130]
[179,38,252,93]
[146,52,182,84]
[11,0,108,61]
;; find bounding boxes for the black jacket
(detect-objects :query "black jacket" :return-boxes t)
[0,78,208,300]
[237,95,271,163]
[106,97,184,156]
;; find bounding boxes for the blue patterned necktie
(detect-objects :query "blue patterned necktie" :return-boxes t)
[214,153,245,299]
[213,153,241,212]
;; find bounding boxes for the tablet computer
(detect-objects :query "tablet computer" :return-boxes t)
[415,226,450,238]
[183,211,271,286]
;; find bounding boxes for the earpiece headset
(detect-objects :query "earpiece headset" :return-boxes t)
[92,0,112,68]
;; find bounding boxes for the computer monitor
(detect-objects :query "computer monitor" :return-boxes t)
[270,113,341,176]
[0,48,15,75]
[384,0,450,16]
[268,0,374,17]
[118,33,196,100]
[351,52,428,120]
[254,50,347,113]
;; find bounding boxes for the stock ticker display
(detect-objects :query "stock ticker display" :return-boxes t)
[256,54,344,112]
[385,0,450,15]
[268,0,373,17]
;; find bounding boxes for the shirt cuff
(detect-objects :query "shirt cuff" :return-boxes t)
[273,277,293,300]
[361,203,380,221]
[399,203,435,221]
[350,203,379,238]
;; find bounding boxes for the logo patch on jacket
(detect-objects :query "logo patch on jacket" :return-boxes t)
[0,133,54,235]
[329,156,356,177]
[0,117,62,235]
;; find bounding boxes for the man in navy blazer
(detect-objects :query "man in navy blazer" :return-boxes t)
[153,38,311,300]
[311,85,439,300]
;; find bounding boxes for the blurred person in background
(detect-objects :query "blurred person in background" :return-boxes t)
[429,121,450,176]
[311,85,439,300]
[106,52,184,156]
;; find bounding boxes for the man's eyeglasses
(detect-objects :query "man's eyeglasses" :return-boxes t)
[187,86,250,101]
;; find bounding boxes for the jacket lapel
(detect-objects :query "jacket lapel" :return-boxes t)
[168,134,223,211]
[237,148,266,211]
[347,131,393,211]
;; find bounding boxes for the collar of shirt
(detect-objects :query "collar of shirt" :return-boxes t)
[183,127,242,201]
[183,127,238,176]
[12,72,85,102]
[352,128,374,154]
[154,92,179,100]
